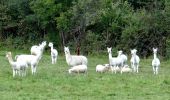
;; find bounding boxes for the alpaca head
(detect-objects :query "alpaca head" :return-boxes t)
[118,50,123,56]
[6,52,12,58]
[48,42,53,47]
[153,48,158,54]
[107,47,112,54]
[64,46,70,55]
[131,49,137,55]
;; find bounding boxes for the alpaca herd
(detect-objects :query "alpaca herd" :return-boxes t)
[5,41,161,77]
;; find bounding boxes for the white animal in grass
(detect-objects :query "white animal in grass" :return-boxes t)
[64,46,88,67]
[6,52,28,77]
[31,41,46,56]
[121,65,132,73]
[68,65,87,74]
[117,50,128,66]
[107,47,123,74]
[48,42,58,64]
[96,64,110,73]
[152,48,160,75]
[130,49,140,73]
[15,53,41,75]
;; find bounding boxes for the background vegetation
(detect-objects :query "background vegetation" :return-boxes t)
[1,0,170,57]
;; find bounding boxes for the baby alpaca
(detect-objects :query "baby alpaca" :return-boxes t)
[68,65,87,74]
[130,49,140,73]
[96,64,110,73]
[6,52,28,77]
[49,42,58,64]
[152,48,160,75]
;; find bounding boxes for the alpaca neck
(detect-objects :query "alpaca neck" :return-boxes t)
[7,56,14,65]
[154,53,157,59]
[65,52,71,63]
[50,46,53,51]
[109,53,112,59]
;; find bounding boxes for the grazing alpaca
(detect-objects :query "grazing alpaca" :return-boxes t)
[130,49,140,73]
[48,42,58,64]
[152,48,160,75]
[117,50,128,66]
[107,47,123,74]
[64,46,88,67]
[6,52,28,77]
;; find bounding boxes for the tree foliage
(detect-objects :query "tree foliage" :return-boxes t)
[0,0,170,57]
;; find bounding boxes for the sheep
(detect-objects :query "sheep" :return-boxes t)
[107,47,123,74]
[68,65,87,74]
[30,41,46,56]
[48,42,58,64]
[117,50,128,66]
[96,64,110,73]
[64,46,88,67]
[6,52,28,77]
[152,48,160,75]
[15,53,41,75]
[130,49,140,73]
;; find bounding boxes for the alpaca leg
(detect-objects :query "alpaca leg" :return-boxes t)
[156,66,159,75]
[136,65,139,73]
[31,65,34,75]
[153,66,155,74]
[13,70,15,77]
[34,66,37,74]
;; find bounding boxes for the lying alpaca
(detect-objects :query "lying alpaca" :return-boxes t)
[96,64,110,73]
[6,52,28,77]
[152,48,160,75]
[64,46,88,67]
[121,65,132,73]
[48,42,58,64]
[68,65,87,74]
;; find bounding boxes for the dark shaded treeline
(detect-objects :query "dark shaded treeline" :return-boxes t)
[0,0,170,58]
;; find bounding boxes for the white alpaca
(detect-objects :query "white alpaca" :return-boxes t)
[107,47,123,74]
[117,50,128,66]
[96,64,110,73]
[6,52,28,77]
[130,49,140,73]
[31,41,46,56]
[111,66,120,73]
[152,48,160,75]
[68,65,87,74]
[48,42,58,64]
[121,65,132,73]
[15,53,41,75]
[64,46,88,67]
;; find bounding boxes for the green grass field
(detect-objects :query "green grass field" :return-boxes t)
[0,50,170,100]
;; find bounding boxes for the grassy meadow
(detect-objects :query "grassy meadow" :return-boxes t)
[0,50,170,100]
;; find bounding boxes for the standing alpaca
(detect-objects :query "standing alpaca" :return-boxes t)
[117,50,128,66]
[152,48,160,75]
[64,46,88,67]
[107,47,123,74]
[48,42,58,64]
[6,52,28,77]
[31,41,46,56]
[15,53,41,75]
[130,49,140,73]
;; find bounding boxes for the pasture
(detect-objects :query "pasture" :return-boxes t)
[0,50,170,100]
